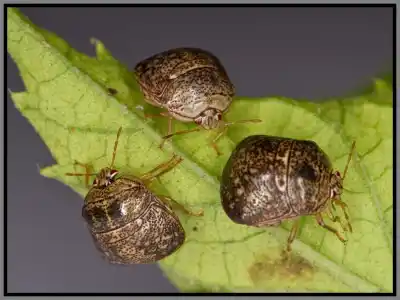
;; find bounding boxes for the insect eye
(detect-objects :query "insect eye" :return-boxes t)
[93,178,98,186]
[217,114,222,121]
[335,171,341,177]
[109,169,119,180]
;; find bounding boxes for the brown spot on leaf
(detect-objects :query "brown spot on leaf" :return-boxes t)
[248,251,314,284]
[107,87,118,96]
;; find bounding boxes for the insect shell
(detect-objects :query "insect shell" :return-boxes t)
[82,169,186,264]
[220,135,355,252]
[67,128,189,264]
[134,47,235,130]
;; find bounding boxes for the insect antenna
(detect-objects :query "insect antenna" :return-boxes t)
[110,127,123,169]
[161,118,262,140]
[160,126,203,148]
[65,172,97,176]
[332,140,356,233]
[223,118,262,128]
[65,161,97,188]
[205,118,261,155]
[342,141,356,181]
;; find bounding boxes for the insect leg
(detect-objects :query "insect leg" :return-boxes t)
[139,154,183,183]
[209,118,261,155]
[332,199,353,233]
[159,116,176,150]
[145,111,199,150]
[286,219,301,253]
[315,213,347,244]
[144,111,173,143]
[167,116,173,137]
[74,161,92,187]
[65,161,96,188]
[144,111,171,120]
[144,111,172,143]
[160,126,203,149]
[210,126,228,156]
[331,200,337,211]
[158,195,203,217]
[326,203,348,232]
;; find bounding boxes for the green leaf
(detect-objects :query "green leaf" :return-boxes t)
[8,8,393,293]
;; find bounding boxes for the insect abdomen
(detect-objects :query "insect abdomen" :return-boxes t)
[285,139,332,214]
[221,135,334,227]
[165,67,233,118]
[92,203,184,264]
[220,135,296,226]
[134,48,217,92]
[83,189,185,264]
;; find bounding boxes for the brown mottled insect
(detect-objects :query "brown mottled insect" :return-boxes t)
[66,127,203,264]
[220,135,356,253]
[133,47,261,155]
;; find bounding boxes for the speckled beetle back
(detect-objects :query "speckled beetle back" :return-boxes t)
[220,135,355,253]
[66,128,203,264]
[133,47,261,155]
[83,175,185,264]
[134,47,231,92]
[134,47,234,118]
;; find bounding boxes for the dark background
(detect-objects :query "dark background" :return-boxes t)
[6,6,393,293]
